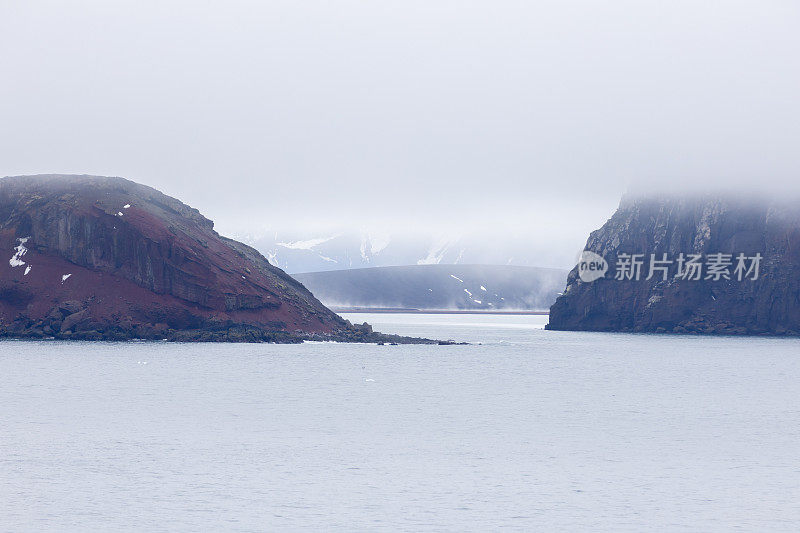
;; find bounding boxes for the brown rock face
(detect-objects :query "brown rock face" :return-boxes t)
[0,174,352,341]
[546,194,800,336]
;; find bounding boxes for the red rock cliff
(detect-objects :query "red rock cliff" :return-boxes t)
[0,174,351,341]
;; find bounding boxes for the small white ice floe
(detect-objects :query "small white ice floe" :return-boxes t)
[61,274,72,283]
[473,299,482,304]
[480,285,487,291]
[450,274,464,282]
[137,361,148,365]
[24,265,31,276]
[123,204,131,209]
[464,288,472,297]
[364,378,375,382]
[9,237,30,267]
[117,212,124,217]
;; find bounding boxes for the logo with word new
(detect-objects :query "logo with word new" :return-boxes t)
[577,251,608,282]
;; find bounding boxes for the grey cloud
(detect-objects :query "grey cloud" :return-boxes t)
[1,0,798,267]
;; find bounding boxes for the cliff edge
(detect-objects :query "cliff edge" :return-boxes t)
[547,194,800,336]
[0,174,436,343]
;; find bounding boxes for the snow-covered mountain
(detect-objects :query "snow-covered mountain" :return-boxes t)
[230,228,571,274]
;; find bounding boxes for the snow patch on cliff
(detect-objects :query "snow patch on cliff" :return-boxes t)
[277,235,337,250]
[417,237,451,265]
[358,231,392,262]
[369,232,391,255]
[9,237,29,267]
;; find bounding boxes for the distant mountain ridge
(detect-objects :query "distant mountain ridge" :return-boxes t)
[232,229,571,274]
[294,264,568,311]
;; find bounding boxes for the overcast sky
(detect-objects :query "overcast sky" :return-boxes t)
[2,1,799,255]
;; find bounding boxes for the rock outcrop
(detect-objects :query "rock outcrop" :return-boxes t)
[547,194,800,336]
[0,174,437,343]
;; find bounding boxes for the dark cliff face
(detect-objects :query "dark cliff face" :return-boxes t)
[0,174,354,341]
[547,194,800,336]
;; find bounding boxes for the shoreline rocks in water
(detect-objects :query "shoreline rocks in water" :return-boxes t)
[546,193,800,337]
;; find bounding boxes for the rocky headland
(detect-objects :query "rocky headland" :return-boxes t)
[0,174,443,343]
[547,194,800,336]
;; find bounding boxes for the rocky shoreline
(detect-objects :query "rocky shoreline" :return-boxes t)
[0,175,456,344]
[0,304,454,344]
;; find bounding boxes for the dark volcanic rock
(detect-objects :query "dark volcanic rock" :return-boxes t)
[0,174,437,343]
[546,194,800,336]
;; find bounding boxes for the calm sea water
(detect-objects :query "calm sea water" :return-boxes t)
[2,313,800,532]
